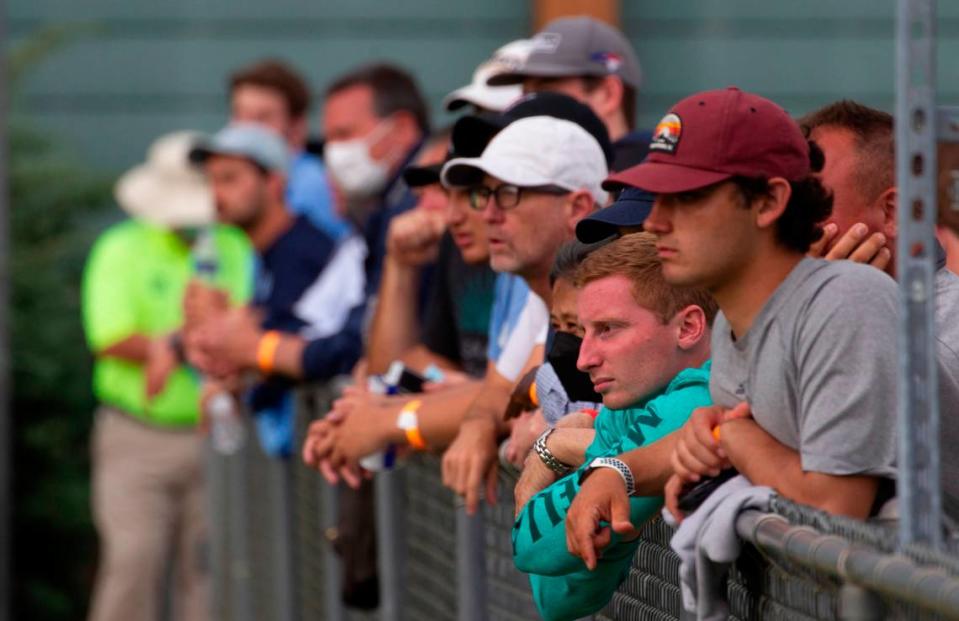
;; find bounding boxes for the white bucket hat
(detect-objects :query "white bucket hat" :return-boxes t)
[114,131,214,228]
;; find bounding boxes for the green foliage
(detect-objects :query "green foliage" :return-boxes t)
[10,115,114,619]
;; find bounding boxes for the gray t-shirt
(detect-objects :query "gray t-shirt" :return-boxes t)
[709,257,899,478]
[935,268,959,519]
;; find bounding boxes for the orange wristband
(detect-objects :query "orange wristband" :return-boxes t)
[405,427,427,451]
[712,426,722,442]
[256,330,281,374]
[397,400,427,451]
[529,381,539,407]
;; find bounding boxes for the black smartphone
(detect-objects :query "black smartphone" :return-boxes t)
[384,361,427,394]
[676,468,738,514]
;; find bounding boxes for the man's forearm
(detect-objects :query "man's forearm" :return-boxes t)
[271,334,305,378]
[100,333,154,363]
[368,380,485,450]
[619,435,676,496]
[547,429,596,468]
[723,420,879,519]
[367,258,422,375]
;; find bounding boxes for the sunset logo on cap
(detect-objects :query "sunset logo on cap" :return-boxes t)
[649,113,682,154]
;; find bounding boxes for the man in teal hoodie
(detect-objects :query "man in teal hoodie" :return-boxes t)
[512,233,716,620]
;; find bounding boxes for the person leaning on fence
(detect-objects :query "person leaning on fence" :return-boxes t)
[321,63,430,299]
[229,58,351,241]
[438,115,610,513]
[304,101,612,503]
[301,128,503,483]
[362,126,497,379]
[799,100,959,524]
[82,132,253,621]
[500,240,604,471]
[185,123,366,457]
[511,233,716,621]
[299,123,505,485]
[606,87,902,523]
[490,15,650,171]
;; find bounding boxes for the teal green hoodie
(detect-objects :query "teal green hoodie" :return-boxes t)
[512,362,712,621]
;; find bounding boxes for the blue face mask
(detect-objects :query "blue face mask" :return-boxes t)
[545,331,602,403]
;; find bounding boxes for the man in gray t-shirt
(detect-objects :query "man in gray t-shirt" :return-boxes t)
[708,257,898,479]
[800,101,959,521]
[604,87,900,519]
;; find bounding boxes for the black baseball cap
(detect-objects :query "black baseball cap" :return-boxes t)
[451,92,614,168]
[575,187,654,243]
[403,117,502,188]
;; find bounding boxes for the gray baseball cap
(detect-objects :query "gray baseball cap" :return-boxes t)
[487,16,642,90]
[189,123,289,172]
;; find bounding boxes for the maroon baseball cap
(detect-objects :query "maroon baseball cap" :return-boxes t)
[605,87,810,194]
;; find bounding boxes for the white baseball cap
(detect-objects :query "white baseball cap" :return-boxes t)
[441,115,608,205]
[442,39,533,113]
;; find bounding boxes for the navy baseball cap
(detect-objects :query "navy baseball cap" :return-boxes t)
[452,92,614,167]
[575,187,655,243]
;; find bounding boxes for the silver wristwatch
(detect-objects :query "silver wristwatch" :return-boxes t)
[581,457,636,496]
[533,429,573,476]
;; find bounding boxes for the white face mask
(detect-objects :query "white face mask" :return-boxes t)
[324,120,394,198]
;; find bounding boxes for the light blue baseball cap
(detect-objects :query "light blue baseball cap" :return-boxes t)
[189,122,289,172]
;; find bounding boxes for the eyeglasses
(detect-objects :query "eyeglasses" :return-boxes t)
[467,183,570,211]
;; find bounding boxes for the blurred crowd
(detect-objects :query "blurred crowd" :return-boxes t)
[78,15,959,621]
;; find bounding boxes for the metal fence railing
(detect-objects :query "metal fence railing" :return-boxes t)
[205,384,959,621]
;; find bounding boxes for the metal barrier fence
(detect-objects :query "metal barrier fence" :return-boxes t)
[205,385,959,621]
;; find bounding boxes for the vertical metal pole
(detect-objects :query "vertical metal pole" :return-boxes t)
[205,447,230,621]
[227,447,254,621]
[0,0,11,616]
[896,0,942,548]
[455,506,487,621]
[374,468,406,621]
[320,483,344,621]
[269,459,297,621]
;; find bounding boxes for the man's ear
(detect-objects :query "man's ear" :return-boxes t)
[876,186,897,239]
[674,305,707,351]
[567,190,597,234]
[267,171,287,203]
[755,177,792,231]
[587,76,624,122]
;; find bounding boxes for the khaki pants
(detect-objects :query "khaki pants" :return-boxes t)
[88,407,209,621]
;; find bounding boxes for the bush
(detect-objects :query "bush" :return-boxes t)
[10,120,114,619]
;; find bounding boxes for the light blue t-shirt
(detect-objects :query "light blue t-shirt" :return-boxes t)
[287,151,352,242]
[486,272,548,381]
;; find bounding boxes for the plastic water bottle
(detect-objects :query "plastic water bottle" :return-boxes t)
[192,227,246,455]
[207,391,246,454]
[192,226,219,281]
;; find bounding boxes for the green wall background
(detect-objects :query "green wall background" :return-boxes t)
[8,0,959,173]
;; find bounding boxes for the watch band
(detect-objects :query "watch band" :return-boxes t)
[533,429,573,476]
[582,457,636,496]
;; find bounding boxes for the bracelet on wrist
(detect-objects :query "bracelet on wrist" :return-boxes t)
[168,332,186,364]
[533,428,573,476]
[256,330,281,375]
